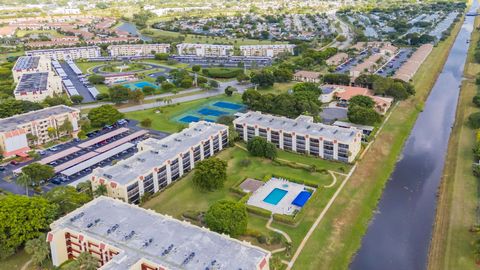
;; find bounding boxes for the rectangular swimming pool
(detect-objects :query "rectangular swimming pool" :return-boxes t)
[263,188,288,205]
[213,101,244,110]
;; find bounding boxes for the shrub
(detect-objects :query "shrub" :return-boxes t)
[469,112,480,128]
[202,68,243,78]
[205,200,248,237]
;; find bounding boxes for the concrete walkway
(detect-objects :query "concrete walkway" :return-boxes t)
[266,216,292,243]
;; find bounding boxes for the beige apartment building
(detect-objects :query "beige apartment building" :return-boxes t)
[90,121,228,204]
[107,44,171,57]
[47,197,271,270]
[14,72,63,102]
[233,111,362,163]
[239,44,296,57]
[12,56,52,82]
[25,46,101,60]
[176,43,234,57]
[0,105,80,158]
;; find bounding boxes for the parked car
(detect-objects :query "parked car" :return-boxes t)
[0,166,5,171]
[10,160,19,165]
[38,150,47,155]
[51,178,62,185]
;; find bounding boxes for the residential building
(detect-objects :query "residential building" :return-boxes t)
[329,84,393,114]
[393,44,433,82]
[240,44,296,57]
[0,105,80,158]
[103,73,137,85]
[108,44,170,57]
[293,70,321,83]
[14,72,63,102]
[176,43,233,57]
[350,53,384,78]
[12,56,52,82]
[233,111,362,163]
[326,52,349,66]
[25,46,101,60]
[47,196,270,269]
[89,121,228,204]
[0,26,16,37]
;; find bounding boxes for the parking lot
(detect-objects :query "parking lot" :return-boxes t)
[335,48,371,74]
[375,48,413,77]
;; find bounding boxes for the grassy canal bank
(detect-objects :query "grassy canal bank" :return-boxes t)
[290,12,466,270]
[427,14,480,270]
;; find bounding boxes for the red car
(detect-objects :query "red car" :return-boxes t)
[10,160,19,165]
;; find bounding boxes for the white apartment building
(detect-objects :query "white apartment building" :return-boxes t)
[233,111,362,163]
[47,197,270,270]
[25,46,101,60]
[12,56,52,82]
[176,43,233,57]
[90,121,228,204]
[14,72,63,102]
[107,43,170,57]
[0,105,80,158]
[239,44,296,57]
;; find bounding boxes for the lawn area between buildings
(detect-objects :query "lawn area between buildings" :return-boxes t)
[0,250,33,270]
[142,145,347,266]
[288,12,467,270]
[124,94,243,133]
[427,14,480,270]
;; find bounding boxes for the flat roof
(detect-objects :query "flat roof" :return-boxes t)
[92,121,227,186]
[333,121,374,131]
[50,197,269,270]
[13,56,41,71]
[0,105,79,133]
[54,151,98,173]
[77,128,129,148]
[15,72,49,93]
[94,130,147,153]
[39,147,81,165]
[26,46,101,54]
[61,143,135,177]
[234,111,361,143]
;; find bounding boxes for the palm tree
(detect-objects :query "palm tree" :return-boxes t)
[94,184,108,197]
[25,234,50,266]
[76,252,98,270]
[16,173,32,197]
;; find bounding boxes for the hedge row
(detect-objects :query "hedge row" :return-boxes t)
[271,173,319,188]
[202,68,243,78]
[246,204,272,218]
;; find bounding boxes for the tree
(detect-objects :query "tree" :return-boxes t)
[273,67,293,82]
[323,73,350,85]
[25,234,50,267]
[180,78,193,88]
[154,53,169,61]
[108,85,131,104]
[64,252,98,270]
[87,75,105,84]
[21,163,55,186]
[59,119,73,136]
[247,136,277,160]
[141,86,155,96]
[44,186,92,216]
[15,173,32,196]
[293,82,321,95]
[347,105,381,125]
[87,105,124,128]
[156,75,167,84]
[208,80,219,89]
[205,200,248,237]
[0,195,58,259]
[349,95,375,108]
[77,181,93,198]
[236,72,249,83]
[224,86,235,96]
[469,112,480,128]
[47,127,57,139]
[192,158,227,191]
[192,65,201,73]
[140,118,152,128]
[129,90,144,104]
[161,81,175,91]
[94,184,108,197]
[474,95,480,107]
[70,95,84,104]
[251,70,275,88]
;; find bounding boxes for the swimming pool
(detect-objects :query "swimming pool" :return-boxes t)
[263,188,288,205]
[123,81,158,90]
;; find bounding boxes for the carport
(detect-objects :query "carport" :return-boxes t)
[78,127,129,148]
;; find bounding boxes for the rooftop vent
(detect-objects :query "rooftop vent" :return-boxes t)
[137,158,146,162]
[123,164,131,169]
[162,144,168,148]
[70,212,85,222]
[182,252,196,265]
[162,244,174,256]
[142,238,153,248]
[103,174,113,179]
[174,138,182,142]
[87,218,101,228]
[107,224,119,234]
[124,230,135,241]
[333,130,338,134]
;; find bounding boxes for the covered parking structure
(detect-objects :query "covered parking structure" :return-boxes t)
[39,147,82,165]
[77,127,129,148]
[60,143,135,177]
[54,152,98,173]
[94,130,148,153]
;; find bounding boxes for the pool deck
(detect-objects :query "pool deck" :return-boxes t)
[247,178,312,215]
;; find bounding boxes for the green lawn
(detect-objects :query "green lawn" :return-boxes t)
[15,29,64,38]
[0,250,31,270]
[142,145,342,261]
[124,94,242,133]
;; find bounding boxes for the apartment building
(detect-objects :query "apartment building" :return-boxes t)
[25,46,101,60]
[176,43,233,57]
[108,43,170,57]
[0,105,80,158]
[47,196,270,270]
[233,111,362,163]
[293,70,321,83]
[90,121,228,204]
[14,72,63,102]
[239,44,296,58]
[12,56,52,82]
[326,52,349,66]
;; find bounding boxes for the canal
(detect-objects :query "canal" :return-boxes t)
[116,21,152,42]
[350,2,479,270]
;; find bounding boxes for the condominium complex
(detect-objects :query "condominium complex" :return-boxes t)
[107,44,171,57]
[0,105,80,158]
[293,70,321,83]
[176,43,233,57]
[90,121,228,204]
[239,44,296,57]
[12,56,52,82]
[47,196,271,269]
[25,46,101,60]
[14,72,63,102]
[234,111,362,163]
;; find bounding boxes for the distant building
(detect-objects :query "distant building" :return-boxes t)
[393,44,433,82]
[90,121,228,204]
[12,56,52,82]
[25,46,101,60]
[108,44,170,57]
[350,53,384,78]
[239,44,295,58]
[326,52,349,66]
[234,111,362,163]
[103,73,137,85]
[47,196,270,269]
[326,84,393,114]
[293,70,321,83]
[0,105,80,158]
[176,43,233,57]
[14,72,63,102]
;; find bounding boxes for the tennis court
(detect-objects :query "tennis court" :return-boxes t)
[174,100,246,124]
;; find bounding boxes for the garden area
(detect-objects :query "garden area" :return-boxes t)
[142,145,350,267]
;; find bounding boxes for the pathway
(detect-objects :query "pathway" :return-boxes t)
[20,259,32,270]
[266,216,292,243]
[324,171,338,188]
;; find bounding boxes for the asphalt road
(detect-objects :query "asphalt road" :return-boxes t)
[61,62,96,103]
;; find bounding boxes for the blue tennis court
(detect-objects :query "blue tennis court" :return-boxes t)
[198,108,229,117]
[123,81,158,90]
[179,115,200,123]
[213,101,244,110]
